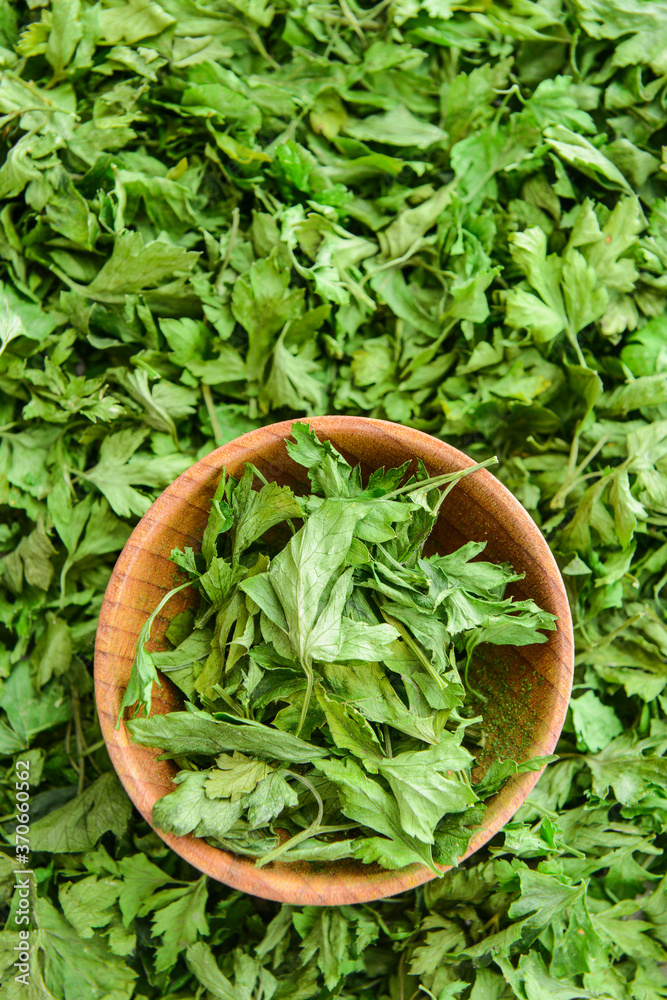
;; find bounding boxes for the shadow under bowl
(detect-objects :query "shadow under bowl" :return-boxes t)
[94,416,574,905]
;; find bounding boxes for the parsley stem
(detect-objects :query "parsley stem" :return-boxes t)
[550,434,608,509]
[248,463,269,486]
[296,664,314,739]
[216,207,240,289]
[317,823,358,833]
[339,0,367,46]
[244,25,280,70]
[566,327,588,367]
[580,609,645,651]
[72,692,87,794]
[464,654,488,704]
[255,770,324,867]
[383,723,393,758]
[381,457,498,501]
[359,0,392,22]
[210,684,245,717]
[116,579,195,727]
[380,607,445,691]
[202,384,223,447]
[359,236,430,288]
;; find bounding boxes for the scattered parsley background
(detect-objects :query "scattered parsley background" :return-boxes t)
[0,1,666,998]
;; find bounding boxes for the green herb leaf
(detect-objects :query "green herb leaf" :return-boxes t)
[126,710,328,763]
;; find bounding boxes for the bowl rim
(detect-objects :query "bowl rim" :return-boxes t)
[94,415,574,905]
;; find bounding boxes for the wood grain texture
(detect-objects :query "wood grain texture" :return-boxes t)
[94,416,574,905]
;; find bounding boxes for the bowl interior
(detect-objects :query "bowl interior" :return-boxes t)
[94,416,573,905]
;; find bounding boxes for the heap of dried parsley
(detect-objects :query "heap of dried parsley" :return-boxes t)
[3,1,667,996]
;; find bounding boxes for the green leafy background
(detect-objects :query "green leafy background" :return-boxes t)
[1,1,666,998]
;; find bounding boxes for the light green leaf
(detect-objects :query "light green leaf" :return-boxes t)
[586,733,667,805]
[245,769,299,828]
[232,480,303,563]
[344,105,447,149]
[316,686,385,768]
[509,226,564,316]
[152,769,245,838]
[377,735,477,844]
[118,579,194,721]
[523,76,596,133]
[544,125,633,192]
[27,773,132,853]
[267,499,361,667]
[35,895,137,1000]
[86,231,199,297]
[378,184,453,259]
[126,709,328,762]
[602,374,667,416]
[232,252,305,382]
[561,249,608,335]
[99,0,176,45]
[570,691,623,753]
[185,941,238,1000]
[314,756,438,872]
[83,426,191,517]
[59,875,120,938]
[621,315,667,376]
[206,753,272,801]
[150,876,208,972]
[504,287,565,342]
[117,854,173,927]
[323,661,442,744]
[0,661,70,749]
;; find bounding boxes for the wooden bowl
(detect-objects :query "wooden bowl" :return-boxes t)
[94,416,573,905]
